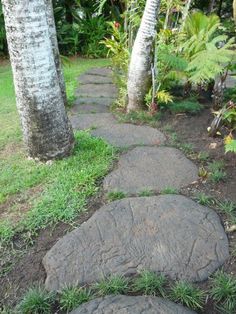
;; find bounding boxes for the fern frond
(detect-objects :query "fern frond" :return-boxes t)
[156,90,173,104]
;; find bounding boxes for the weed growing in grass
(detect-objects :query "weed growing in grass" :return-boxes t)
[198,151,210,162]
[170,281,205,310]
[210,271,236,304]
[217,200,236,215]
[168,100,203,114]
[132,271,166,296]
[0,220,14,246]
[59,286,91,312]
[107,191,127,201]
[94,275,129,296]
[216,298,236,314]
[18,286,56,314]
[179,143,194,155]
[208,160,227,183]
[196,193,214,206]
[161,187,179,195]
[138,190,155,197]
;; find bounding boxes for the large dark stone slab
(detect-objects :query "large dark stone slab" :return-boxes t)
[91,124,166,147]
[43,195,228,291]
[70,295,196,314]
[104,146,199,193]
[70,113,117,130]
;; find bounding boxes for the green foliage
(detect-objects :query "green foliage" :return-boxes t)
[116,111,161,127]
[208,160,227,183]
[138,190,155,197]
[170,281,205,310]
[107,191,127,201]
[196,193,214,206]
[59,286,91,312]
[197,151,210,162]
[160,187,179,195]
[210,271,236,306]
[94,275,129,296]
[18,286,55,314]
[167,100,203,114]
[0,220,14,246]
[132,271,166,296]
[181,12,236,85]
[225,139,236,154]
[217,200,236,215]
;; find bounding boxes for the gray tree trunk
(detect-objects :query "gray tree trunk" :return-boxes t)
[2,0,74,161]
[181,0,192,30]
[45,0,67,105]
[127,0,160,112]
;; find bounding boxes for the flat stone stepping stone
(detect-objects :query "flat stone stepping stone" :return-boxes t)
[70,113,117,130]
[43,195,229,291]
[79,74,113,85]
[85,67,112,77]
[104,146,199,193]
[76,84,117,99]
[70,97,114,114]
[91,124,166,147]
[70,295,196,313]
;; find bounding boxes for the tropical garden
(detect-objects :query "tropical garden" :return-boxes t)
[0,0,236,313]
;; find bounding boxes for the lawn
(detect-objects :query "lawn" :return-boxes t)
[0,58,115,246]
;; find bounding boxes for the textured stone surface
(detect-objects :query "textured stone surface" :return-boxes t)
[70,295,196,314]
[85,67,112,77]
[43,195,229,291]
[70,113,117,130]
[79,74,113,85]
[104,146,199,193]
[74,97,114,106]
[91,124,166,147]
[76,84,117,98]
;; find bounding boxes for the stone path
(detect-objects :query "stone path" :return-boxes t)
[44,68,229,312]
[70,295,196,313]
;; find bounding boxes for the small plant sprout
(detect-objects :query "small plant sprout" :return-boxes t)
[170,281,205,310]
[210,271,236,304]
[180,143,194,155]
[138,190,155,197]
[59,286,91,312]
[161,187,179,195]
[18,285,56,314]
[107,191,127,201]
[94,275,129,296]
[198,151,210,162]
[217,200,236,215]
[196,193,214,206]
[132,271,166,297]
[208,160,227,183]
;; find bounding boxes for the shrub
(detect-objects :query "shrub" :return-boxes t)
[94,275,129,296]
[59,286,91,312]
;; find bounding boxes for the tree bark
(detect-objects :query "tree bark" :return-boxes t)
[181,0,192,30]
[127,0,160,112]
[2,0,74,161]
[233,0,236,24]
[45,0,67,105]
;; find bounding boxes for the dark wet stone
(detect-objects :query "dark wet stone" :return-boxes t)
[43,195,228,291]
[104,146,199,193]
[70,295,197,314]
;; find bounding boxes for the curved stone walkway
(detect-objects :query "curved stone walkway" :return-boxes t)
[44,68,229,312]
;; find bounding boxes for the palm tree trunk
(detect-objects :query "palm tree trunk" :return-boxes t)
[181,0,192,30]
[127,0,160,112]
[2,0,74,160]
[45,0,67,105]
[233,0,236,24]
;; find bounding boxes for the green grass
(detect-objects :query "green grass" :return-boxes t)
[132,271,166,296]
[94,275,129,296]
[210,271,236,304]
[207,160,227,183]
[195,192,214,206]
[138,190,155,197]
[115,111,161,127]
[0,58,114,246]
[59,287,91,312]
[0,132,115,245]
[170,281,205,310]
[160,187,179,195]
[17,286,56,314]
[106,191,127,201]
[167,100,203,114]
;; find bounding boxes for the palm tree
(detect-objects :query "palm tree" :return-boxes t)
[2,0,74,160]
[127,0,161,112]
